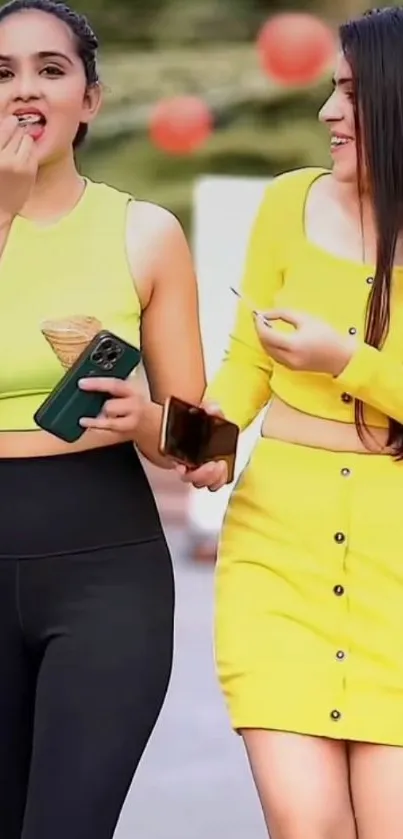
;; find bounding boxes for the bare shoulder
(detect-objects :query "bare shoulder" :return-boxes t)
[125,200,189,306]
[127,199,184,244]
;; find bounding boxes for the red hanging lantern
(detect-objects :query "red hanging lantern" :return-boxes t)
[149,96,213,155]
[257,13,336,87]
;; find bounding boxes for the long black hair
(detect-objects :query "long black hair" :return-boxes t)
[0,0,99,147]
[340,7,403,457]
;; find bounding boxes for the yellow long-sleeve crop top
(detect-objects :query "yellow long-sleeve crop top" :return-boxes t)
[207,166,403,431]
[0,179,140,431]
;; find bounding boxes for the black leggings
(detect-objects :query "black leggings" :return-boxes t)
[0,445,174,839]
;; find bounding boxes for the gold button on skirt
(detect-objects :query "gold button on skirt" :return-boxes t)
[215,437,403,744]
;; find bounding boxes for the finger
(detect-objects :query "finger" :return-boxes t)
[254,316,295,351]
[201,400,224,418]
[80,415,135,432]
[102,398,134,419]
[203,461,228,490]
[78,377,131,396]
[15,132,36,164]
[2,124,27,156]
[0,116,19,149]
[208,470,229,492]
[174,463,187,477]
[208,481,225,492]
[260,308,306,328]
[180,460,227,488]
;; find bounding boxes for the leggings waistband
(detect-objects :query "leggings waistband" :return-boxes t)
[0,444,162,558]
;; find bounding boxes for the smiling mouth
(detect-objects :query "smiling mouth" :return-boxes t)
[330,136,353,150]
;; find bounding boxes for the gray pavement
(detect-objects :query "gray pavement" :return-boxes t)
[115,527,267,839]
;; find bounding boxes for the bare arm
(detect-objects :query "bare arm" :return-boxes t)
[127,201,206,467]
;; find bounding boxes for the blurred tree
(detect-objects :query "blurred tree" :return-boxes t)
[74,0,168,44]
[73,0,345,45]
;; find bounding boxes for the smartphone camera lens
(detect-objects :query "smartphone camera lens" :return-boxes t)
[92,337,123,370]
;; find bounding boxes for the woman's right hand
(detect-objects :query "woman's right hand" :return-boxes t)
[175,401,229,492]
[0,116,38,224]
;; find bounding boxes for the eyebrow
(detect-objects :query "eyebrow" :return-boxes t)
[0,50,73,64]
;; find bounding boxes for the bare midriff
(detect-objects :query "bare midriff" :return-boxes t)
[261,396,393,455]
[0,428,130,458]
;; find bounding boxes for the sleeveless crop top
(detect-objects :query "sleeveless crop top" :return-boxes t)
[0,179,140,431]
[207,167,403,431]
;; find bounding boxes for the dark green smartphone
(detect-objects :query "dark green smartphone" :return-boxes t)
[34,331,142,443]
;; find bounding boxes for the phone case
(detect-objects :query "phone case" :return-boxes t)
[34,331,142,443]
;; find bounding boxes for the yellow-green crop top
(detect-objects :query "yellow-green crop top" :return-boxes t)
[0,179,140,431]
[207,167,403,430]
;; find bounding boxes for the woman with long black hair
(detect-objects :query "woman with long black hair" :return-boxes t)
[182,7,403,838]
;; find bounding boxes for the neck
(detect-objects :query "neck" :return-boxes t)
[332,175,377,242]
[333,177,373,221]
[21,152,86,223]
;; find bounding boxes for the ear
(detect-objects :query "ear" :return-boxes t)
[80,82,102,127]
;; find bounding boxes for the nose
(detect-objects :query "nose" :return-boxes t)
[12,70,41,102]
[319,91,342,125]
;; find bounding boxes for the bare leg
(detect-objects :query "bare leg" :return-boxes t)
[350,741,403,839]
[241,729,357,839]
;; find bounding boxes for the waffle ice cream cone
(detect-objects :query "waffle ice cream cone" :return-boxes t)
[41,316,102,370]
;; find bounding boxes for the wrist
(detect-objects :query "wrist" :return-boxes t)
[131,398,160,440]
[330,335,357,377]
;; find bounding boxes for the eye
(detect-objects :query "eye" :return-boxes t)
[0,67,13,81]
[40,65,64,77]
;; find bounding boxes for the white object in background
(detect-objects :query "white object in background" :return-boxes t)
[187,175,272,536]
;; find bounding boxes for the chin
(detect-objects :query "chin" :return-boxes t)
[331,161,358,185]
[36,144,72,167]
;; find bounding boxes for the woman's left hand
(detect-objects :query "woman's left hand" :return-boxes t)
[254,309,357,377]
[78,377,145,436]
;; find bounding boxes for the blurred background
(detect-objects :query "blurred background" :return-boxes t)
[78,0,370,233]
[75,0,390,835]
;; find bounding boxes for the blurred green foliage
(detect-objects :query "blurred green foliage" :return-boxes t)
[74,0,321,45]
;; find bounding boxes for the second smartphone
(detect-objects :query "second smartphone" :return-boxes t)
[159,395,239,483]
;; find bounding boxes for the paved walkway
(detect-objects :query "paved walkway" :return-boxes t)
[115,528,267,839]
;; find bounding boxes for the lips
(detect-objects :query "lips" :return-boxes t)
[13,108,47,141]
[330,133,353,150]
[14,108,46,127]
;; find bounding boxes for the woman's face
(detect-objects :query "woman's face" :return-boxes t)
[0,9,100,164]
[319,52,357,184]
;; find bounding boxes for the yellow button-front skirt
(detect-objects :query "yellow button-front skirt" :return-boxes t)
[215,436,403,744]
